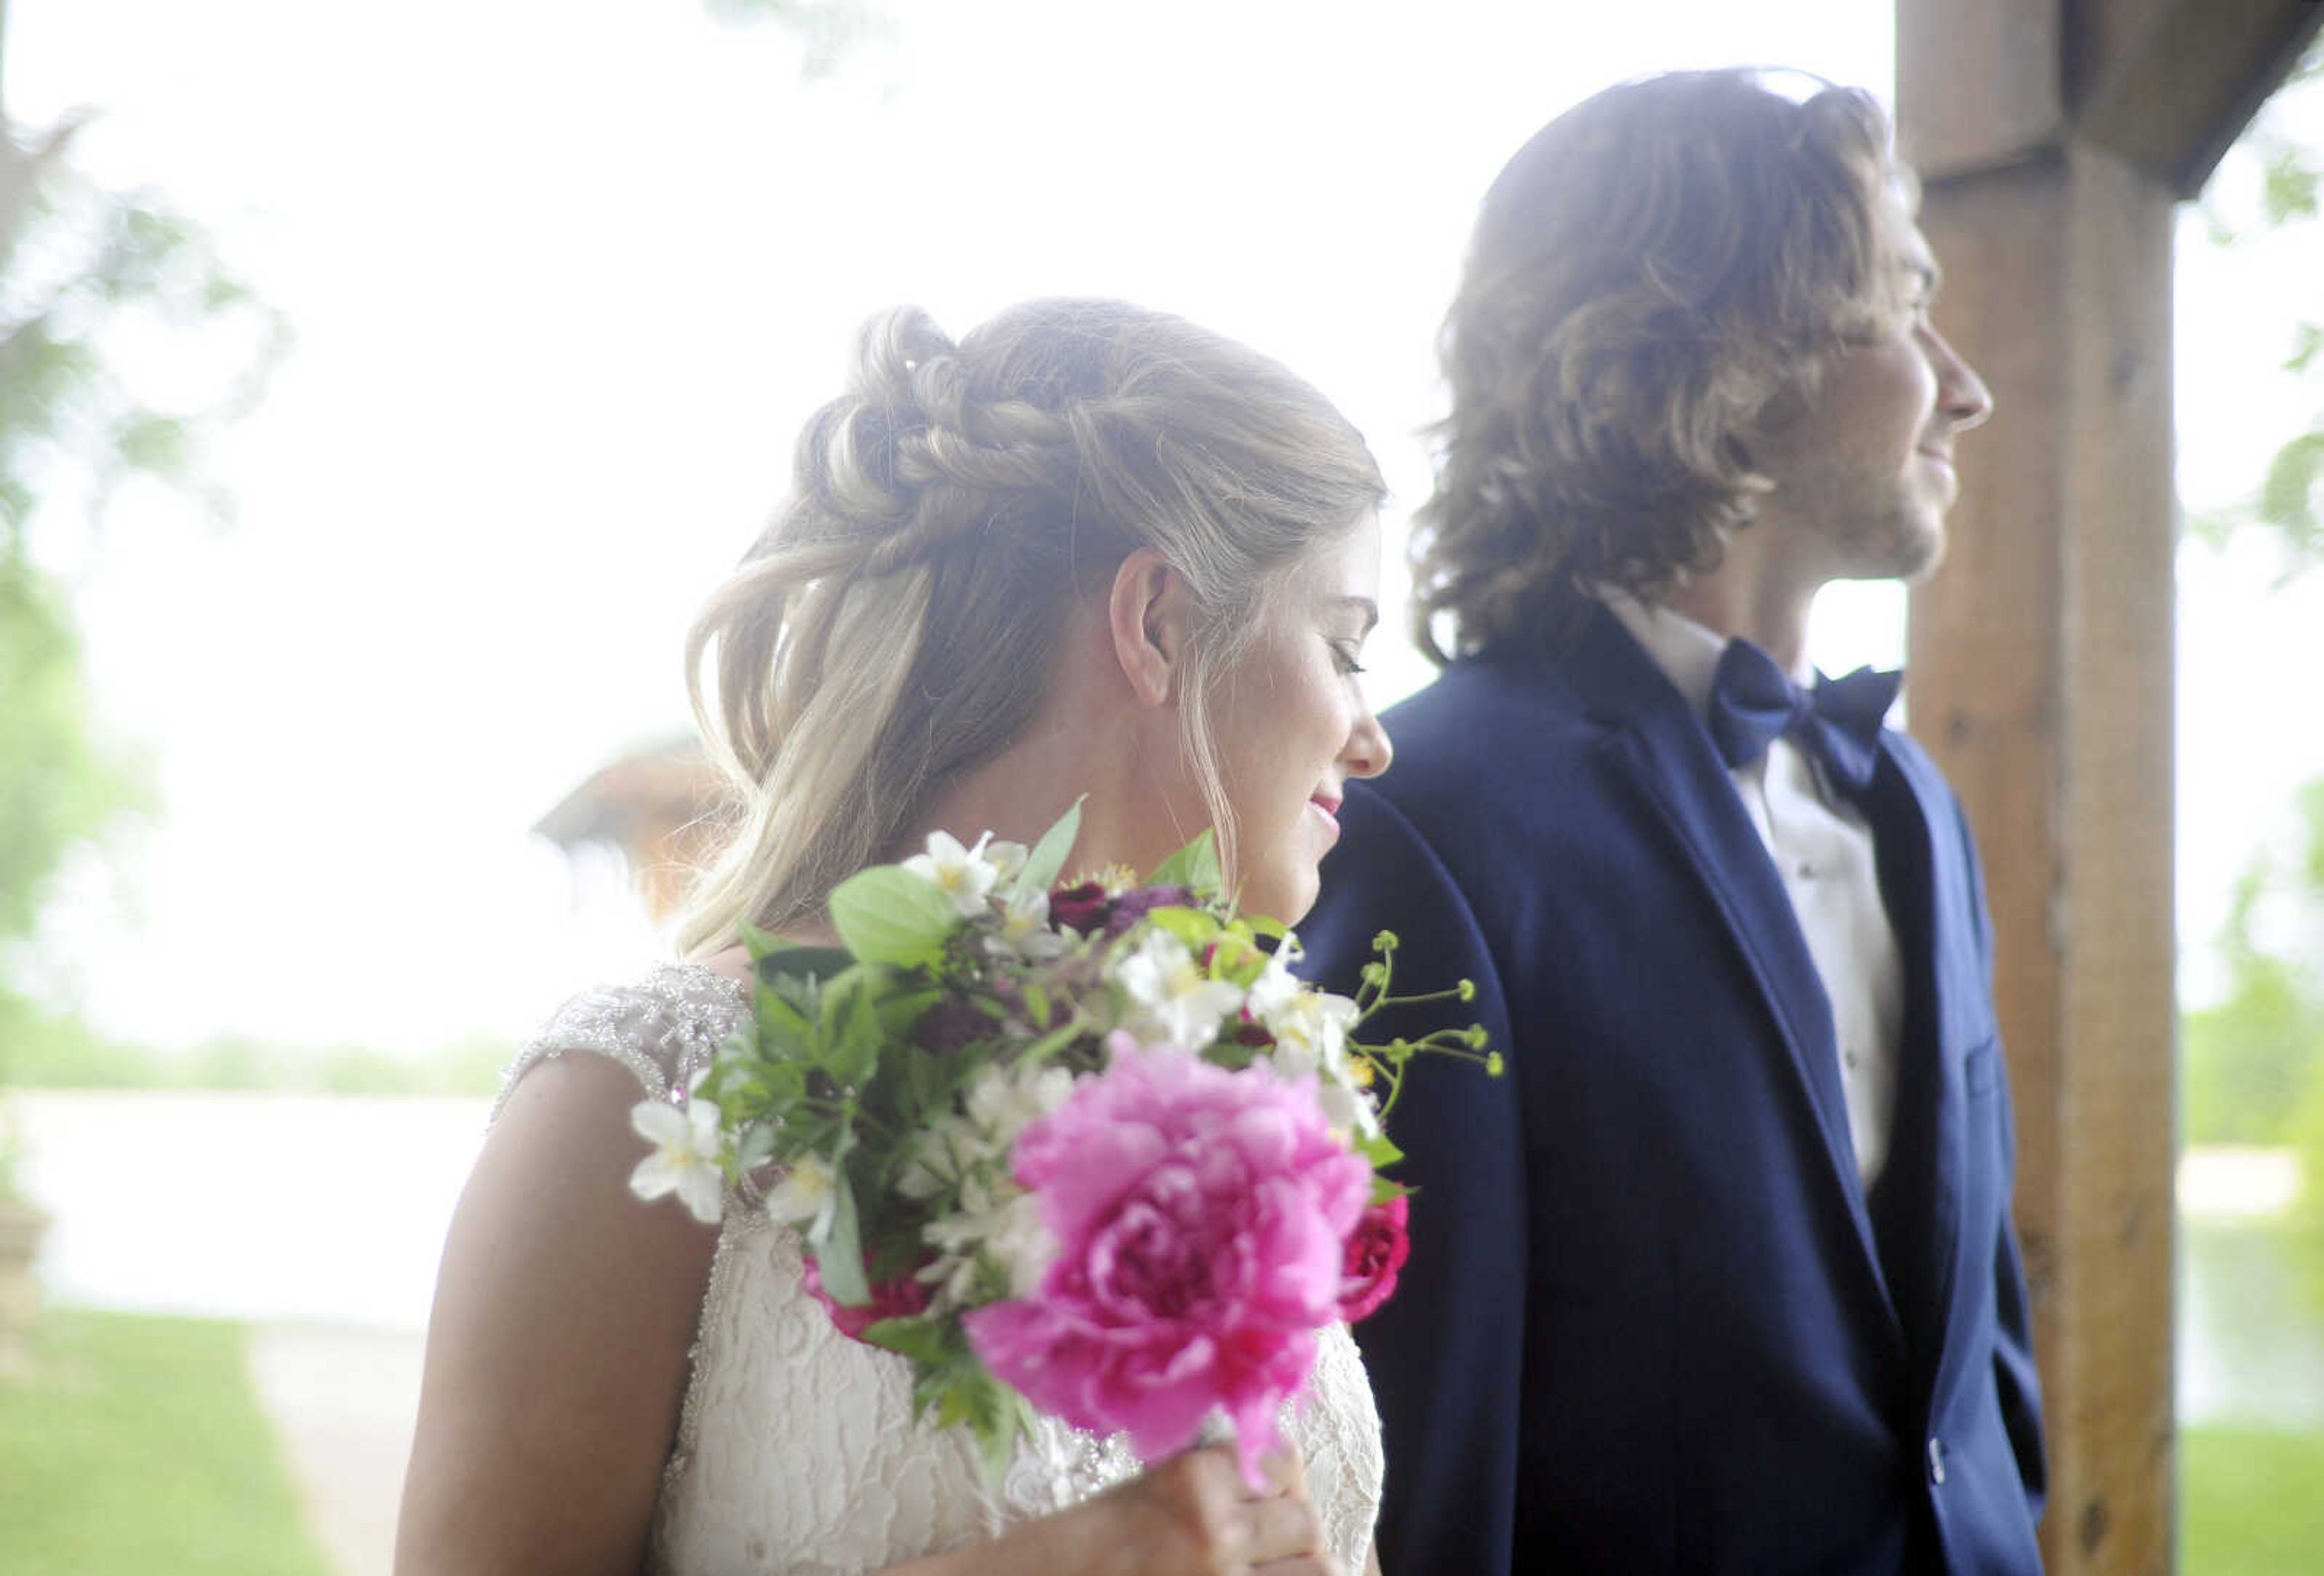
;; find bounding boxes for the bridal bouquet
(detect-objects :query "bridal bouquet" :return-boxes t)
[628,803,1495,1483]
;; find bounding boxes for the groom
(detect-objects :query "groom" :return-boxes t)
[1303,71,2046,1572]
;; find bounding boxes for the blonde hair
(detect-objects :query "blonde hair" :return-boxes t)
[677,298,1384,954]
[1412,70,1911,660]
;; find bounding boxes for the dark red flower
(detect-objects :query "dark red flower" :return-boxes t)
[913,996,992,1059]
[1048,881,1114,936]
[1103,884,1198,937]
[802,1256,933,1341]
[1337,1194,1411,1324]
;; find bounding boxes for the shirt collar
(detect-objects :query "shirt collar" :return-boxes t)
[1597,588,1729,723]
[1597,588,1820,725]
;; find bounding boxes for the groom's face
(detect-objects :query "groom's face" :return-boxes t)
[1747,186,1994,583]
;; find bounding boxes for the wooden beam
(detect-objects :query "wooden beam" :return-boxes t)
[1895,0,2064,178]
[2072,0,2324,196]
[1907,139,2179,1576]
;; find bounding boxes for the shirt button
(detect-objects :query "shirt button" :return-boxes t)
[1927,1437,1947,1486]
[1843,1049,1861,1071]
[1796,859,1819,879]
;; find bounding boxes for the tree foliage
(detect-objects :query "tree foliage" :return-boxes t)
[0,73,283,1128]
[701,0,890,79]
[2188,43,2324,576]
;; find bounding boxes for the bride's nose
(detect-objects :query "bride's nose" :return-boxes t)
[1342,711,1392,780]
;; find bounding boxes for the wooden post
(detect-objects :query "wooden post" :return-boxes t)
[1903,137,2178,1576]
[1897,5,2183,1571]
[1899,3,2320,1567]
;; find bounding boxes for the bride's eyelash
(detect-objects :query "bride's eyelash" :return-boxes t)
[1331,641,1368,677]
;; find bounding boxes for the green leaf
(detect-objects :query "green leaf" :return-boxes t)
[113,414,189,477]
[1015,1020,1087,1067]
[1141,905,1219,951]
[861,1315,951,1364]
[2261,430,2324,521]
[753,983,813,1057]
[1014,797,1085,898]
[1356,1132,1406,1170]
[2286,322,2324,376]
[1147,828,1223,892]
[823,969,887,1089]
[828,865,964,967]
[815,1164,872,1306]
[1370,1175,1414,1206]
[2262,148,2322,226]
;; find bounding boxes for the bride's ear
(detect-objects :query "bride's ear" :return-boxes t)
[1106,548,1194,709]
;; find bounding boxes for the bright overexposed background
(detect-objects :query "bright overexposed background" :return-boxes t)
[5,0,2318,1055]
[6,0,1902,1056]
[14,11,2324,1572]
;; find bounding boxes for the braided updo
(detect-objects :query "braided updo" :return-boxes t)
[678,298,1385,952]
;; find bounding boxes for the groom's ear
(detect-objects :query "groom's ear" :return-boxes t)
[1106,548,1194,709]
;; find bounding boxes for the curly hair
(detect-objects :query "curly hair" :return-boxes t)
[1411,70,1913,660]
[677,299,1385,951]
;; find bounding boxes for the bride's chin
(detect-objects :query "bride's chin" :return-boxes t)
[1246,867,1321,930]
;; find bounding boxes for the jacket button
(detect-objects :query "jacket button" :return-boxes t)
[1927,1436,1948,1486]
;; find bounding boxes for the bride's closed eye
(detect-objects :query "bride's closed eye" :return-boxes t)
[1330,640,1368,677]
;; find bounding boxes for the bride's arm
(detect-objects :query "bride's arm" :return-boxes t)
[396,1051,717,1575]
[396,1046,1341,1576]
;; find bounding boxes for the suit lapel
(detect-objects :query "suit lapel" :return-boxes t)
[1876,738,1989,1405]
[1561,610,1906,1351]
[1861,754,1952,1379]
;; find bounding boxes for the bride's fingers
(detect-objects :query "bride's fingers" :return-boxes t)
[1250,1554,1340,1576]
[1231,1444,1305,1501]
[1233,1486,1324,1563]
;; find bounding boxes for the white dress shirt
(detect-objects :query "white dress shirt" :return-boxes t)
[1604,593,1905,1191]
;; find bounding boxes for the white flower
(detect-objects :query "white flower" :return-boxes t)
[921,1183,1058,1305]
[898,1121,974,1200]
[764,1152,841,1245]
[963,1059,1075,1141]
[1263,986,1360,1072]
[984,883,1070,962]
[902,829,1027,918]
[1244,949,1305,1021]
[629,1098,727,1225]
[1253,983,1376,1138]
[1112,928,1248,1049]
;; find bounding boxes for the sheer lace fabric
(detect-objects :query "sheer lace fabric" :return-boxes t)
[501,964,1384,1574]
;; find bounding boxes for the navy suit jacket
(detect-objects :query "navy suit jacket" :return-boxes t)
[1301,608,2046,1574]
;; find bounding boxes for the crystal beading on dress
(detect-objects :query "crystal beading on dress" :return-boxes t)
[501,963,1383,1575]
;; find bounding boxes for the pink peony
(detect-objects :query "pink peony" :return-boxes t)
[802,1256,933,1342]
[963,1036,1370,1487]
[1336,1194,1410,1324]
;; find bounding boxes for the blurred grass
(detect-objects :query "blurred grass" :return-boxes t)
[2184,1425,2324,1574]
[0,1308,329,1575]
[2,996,511,1095]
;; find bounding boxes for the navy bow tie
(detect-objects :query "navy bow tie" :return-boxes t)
[1705,639,1901,798]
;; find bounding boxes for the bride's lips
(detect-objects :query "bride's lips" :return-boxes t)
[1308,793,1343,838]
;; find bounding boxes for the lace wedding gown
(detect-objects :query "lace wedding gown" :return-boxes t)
[499,963,1384,1575]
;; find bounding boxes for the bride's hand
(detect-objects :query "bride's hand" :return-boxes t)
[893,1443,1337,1576]
[1048,1444,1339,1576]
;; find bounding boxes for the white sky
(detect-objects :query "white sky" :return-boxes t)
[5,0,2317,1053]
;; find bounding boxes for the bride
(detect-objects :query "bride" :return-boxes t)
[396,298,1396,1575]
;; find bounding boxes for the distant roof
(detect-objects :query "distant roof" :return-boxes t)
[533,736,724,849]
